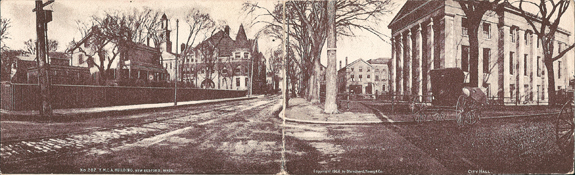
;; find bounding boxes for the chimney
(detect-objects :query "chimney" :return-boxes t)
[345,57,348,66]
[224,25,230,36]
[339,60,342,70]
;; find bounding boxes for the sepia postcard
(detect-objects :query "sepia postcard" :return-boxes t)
[1,0,574,174]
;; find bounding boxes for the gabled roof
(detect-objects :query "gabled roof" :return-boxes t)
[388,1,444,29]
[339,58,372,72]
[367,57,391,65]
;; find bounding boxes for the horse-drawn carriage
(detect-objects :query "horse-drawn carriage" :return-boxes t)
[410,68,487,126]
[556,79,574,155]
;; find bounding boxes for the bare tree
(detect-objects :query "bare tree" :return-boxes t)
[459,0,501,87]
[518,0,575,105]
[244,0,395,104]
[73,8,163,84]
[1,18,11,50]
[179,9,215,85]
[24,39,59,55]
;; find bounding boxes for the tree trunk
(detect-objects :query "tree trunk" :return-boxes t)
[310,57,321,104]
[468,25,480,87]
[324,0,338,114]
[545,61,556,106]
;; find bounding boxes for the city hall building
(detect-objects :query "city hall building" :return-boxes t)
[388,0,572,104]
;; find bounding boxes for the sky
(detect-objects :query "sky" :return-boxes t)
[1,0,573,75]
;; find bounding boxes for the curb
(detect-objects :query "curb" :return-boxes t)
[278,102,561,125]
[1,96,260,122]
[279,103,385,125]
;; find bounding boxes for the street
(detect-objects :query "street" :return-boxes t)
[1,95,283,174]
[1,96,573,174]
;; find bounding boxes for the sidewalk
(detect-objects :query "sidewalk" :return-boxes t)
[282,98,383,124]
[1,95,263,121]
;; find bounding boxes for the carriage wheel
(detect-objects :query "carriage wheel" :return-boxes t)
[410,96,420,114]
[432,111,446,121]
[415,113,426,123]
[556,99,574,155]
[456,95,467,126]
[465,110,479,125]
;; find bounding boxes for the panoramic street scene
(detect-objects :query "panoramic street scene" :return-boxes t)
[1,0,574,174]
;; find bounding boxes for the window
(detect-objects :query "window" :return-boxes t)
[537,38,540,48]
[462,17,468,36]
[383,85,386,91]
[542,86,545,100]
[78,54,84,64]
[483,48,490,73]
[462,46,470,71]
[359,67,363,72]
[351,74,354,81]
[511,28,516,43]
[367,75,370,79]
[510,84,515,99]
[524,54,528,76]
[351,68,354,71]
[524,32,529,45]
[509,52,514,74]
[244,52,249,59]
[375,75,379,81]
[236,77,240,87]
[558,61,562,78]
[367,68,371,72]
[483,23,490,39]
[245,78,249,87]
[235,52,240,59]
[537,56,541,77]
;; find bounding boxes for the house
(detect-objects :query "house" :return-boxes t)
[388,0,572,104]
[337,57,391,96]
[176,24,266,91]
[67,20,169,87]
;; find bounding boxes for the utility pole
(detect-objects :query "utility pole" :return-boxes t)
[175,19,179,105]
[34,0,54,117]
[324,0,338,113]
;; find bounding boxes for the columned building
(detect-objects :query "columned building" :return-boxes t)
[388,0,572,104]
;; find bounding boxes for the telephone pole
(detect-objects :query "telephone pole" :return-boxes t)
[34,0,54,117]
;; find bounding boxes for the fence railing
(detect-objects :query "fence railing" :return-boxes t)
[1,82,247,111]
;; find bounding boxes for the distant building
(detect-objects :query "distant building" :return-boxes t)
[4,51,94,85]
[388,0,572,104]
[337,57,391,96]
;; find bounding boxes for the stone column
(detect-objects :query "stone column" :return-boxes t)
[427,18,434,102]
[415,24,423,102]
[391,38,396,94]
[444,15,456,67]
[405,30,412,96]
[396,34,403,97]
[501,26,511,103]
[518,29,525,103]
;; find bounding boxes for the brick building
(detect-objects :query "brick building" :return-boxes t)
[388,0,572,104]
